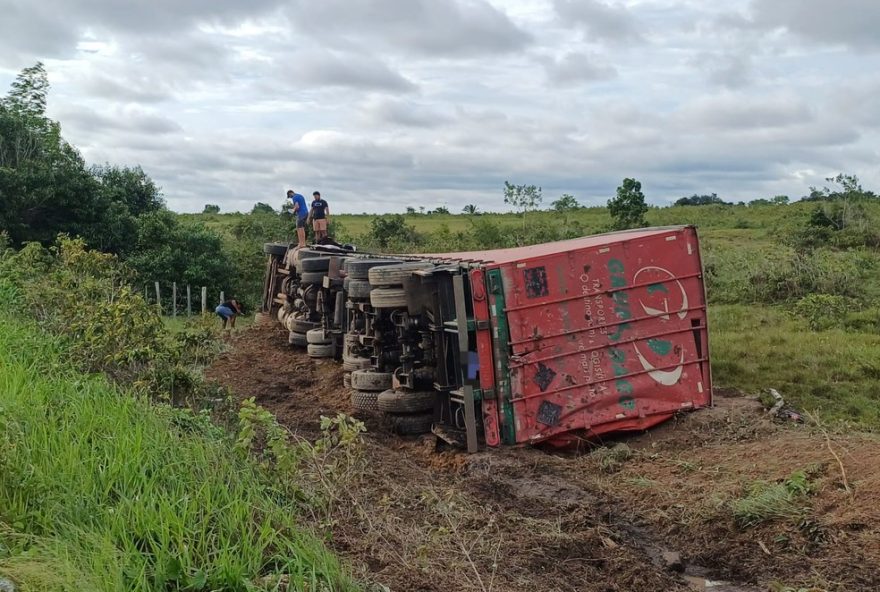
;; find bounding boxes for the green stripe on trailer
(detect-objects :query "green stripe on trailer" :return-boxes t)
[487,268,516,445]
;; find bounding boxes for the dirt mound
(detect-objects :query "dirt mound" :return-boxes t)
[206,323,880,592]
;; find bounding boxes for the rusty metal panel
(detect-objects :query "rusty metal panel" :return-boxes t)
[492,226,710,444]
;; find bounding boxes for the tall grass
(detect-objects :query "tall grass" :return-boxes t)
[0,317,356,591]
[711,305,880,426]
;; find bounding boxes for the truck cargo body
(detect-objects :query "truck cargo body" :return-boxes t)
[264,225,711,450]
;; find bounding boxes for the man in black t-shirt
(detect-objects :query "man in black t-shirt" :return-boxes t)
[308,191,330,241]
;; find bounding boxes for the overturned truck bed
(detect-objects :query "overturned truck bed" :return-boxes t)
[263,225,711,451]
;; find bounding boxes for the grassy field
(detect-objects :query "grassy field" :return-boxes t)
[0,315,355,591]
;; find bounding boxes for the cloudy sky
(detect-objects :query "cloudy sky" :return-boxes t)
[1,0,878,213]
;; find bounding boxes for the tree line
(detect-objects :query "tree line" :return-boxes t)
[0,63,244,304]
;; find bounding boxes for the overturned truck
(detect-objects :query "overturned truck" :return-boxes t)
[262,226,711,451]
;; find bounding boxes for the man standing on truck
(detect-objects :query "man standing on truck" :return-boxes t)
[308,191,330,241]
[286,189,309,248]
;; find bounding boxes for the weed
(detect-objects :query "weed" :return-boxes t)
[592,444,634,473]
[730,470,814,527]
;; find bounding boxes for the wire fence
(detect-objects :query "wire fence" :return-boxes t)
[142,282,227,317]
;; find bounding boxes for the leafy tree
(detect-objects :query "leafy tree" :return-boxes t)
[674,193,729,206]
[462,204,478,215]
[92,164,163,217]
[251,202,275,214]
[607,178,648,230]
[771,195,789,205]
[551,194,579,212]
[367,215,420,249]
[203,204,220,214]
[126,210,233,297]
[405,206,416,215]
[431,206,450,215]
[503,181,543,229]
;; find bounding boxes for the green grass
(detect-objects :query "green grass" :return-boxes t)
[0,316,355,591]
[711,305,880,427]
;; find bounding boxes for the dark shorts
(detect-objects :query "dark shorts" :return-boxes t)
[296,217,307,229]
[215,305,235,320]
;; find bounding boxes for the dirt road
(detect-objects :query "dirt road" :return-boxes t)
[206,323,880,592]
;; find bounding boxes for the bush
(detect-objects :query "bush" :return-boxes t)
[730,471,812,527]
[790,294,858,331]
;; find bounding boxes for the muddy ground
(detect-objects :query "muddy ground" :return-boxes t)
[206,321,880,592]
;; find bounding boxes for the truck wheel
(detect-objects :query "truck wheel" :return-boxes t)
[290,318,320,333]
[277,308,289,324]
[299,257,331,273]
[307,343,335,358]
[370,287,407,308]
[385,412,433,435]
[342,356,372,372]
[264,243,288,256]
[343,372,352,389]
[299,271,326,285]
[347,279,371,299]
[351,390,381,412]
[306,328,330,344]
[377,389,435,413]
[345,258,402,280]
[288,331,308,347]
[368,261,434,287]
[351,369,392,392]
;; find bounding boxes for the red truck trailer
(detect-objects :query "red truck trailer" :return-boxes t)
[265,225,711,451]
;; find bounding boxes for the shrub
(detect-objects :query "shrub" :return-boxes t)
[730,471,812,527]
[790,294,858,331]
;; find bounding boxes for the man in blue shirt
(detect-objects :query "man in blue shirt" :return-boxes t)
[286,189,309,248]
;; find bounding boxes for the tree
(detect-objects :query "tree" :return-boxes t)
[251,202,275,214]
[431,206,450,215]
[674,193,729,206]
[93,164,164,217]
[503,181,543,229]
[368,214,420,249]
[203,204,220,214]
[462,204,478,215]
[405,206,416,215]
[551,194,579,212]
[3,62,49,118]
[608,178,648,230]
[771,195,789,205]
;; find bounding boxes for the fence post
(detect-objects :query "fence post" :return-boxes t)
[220,291,225,305]
[154,281,161,315]
[144,283,148,303]
[201,287,207,314]
[172,282,177,319]
[187,285,192,317]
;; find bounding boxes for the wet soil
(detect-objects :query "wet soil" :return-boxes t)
[206,320,880,592]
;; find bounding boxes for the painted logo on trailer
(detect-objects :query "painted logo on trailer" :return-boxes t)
[632,266,688,386]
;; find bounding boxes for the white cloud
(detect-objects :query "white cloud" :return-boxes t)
[1,0,878,213]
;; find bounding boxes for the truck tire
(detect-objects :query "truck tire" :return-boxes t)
[307,343,335,358]
[345,258,402,280]
[288,331,308,347]
[290,318,320,333]
[343,372,352,389]
[351,390,381,413]
[370,287,407,308]
[368,261,434,287]
[347,279,371,299]
[342,356,372,372]
[377,389,435,413]
[264,243,288,256]
[299,257,331,273]
[385,412,433,435]
[351,369,392,392]
[277,308,289,324]
[299,271,326,285]
[306,328,331,344]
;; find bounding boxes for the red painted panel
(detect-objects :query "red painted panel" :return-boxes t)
[469,269,501,447]
[492,226,710,444]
